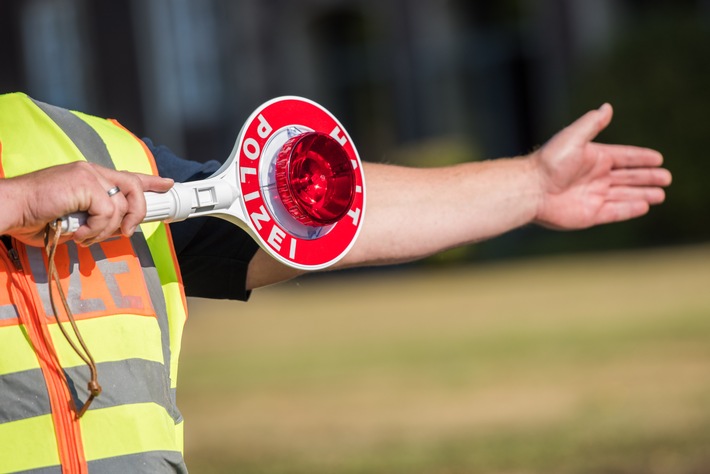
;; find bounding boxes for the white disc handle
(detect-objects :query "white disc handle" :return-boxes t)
[60,177,238,233]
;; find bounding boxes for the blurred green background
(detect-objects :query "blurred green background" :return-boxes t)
[1,0,709,472]
[181,246,710,473]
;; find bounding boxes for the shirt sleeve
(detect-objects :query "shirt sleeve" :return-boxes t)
[144,138,259,301]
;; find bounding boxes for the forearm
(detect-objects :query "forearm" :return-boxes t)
[245,156,543,289]
[336,158,542,268]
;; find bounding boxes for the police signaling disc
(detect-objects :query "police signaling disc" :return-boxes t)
[233,96,365,270]
[61,97,366,271]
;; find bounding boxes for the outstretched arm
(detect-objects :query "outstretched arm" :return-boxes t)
[246,104,671,288]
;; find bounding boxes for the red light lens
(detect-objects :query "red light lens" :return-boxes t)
[275,132,355,226]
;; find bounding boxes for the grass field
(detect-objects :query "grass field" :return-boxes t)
[178,245,710,473]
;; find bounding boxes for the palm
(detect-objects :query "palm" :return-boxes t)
[534,104,670,230]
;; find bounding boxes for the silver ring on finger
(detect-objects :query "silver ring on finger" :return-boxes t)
[107,186,121,197]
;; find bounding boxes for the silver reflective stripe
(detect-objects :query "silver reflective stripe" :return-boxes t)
[129,230,182,423]
[0,369,51,423]
[0,304,19,320]
[0,359,174,422]
[31,98,115,170]
[14,451,188,473]
[87,451,187,474]
[69,359,171,414]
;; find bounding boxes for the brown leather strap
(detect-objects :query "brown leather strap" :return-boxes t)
[45,221,102,418]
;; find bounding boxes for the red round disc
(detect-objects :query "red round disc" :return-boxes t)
[236,97,365,270]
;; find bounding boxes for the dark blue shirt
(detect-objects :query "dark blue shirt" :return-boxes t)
[144,138,258,301]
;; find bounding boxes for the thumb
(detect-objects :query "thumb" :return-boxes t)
[560,103,614,145]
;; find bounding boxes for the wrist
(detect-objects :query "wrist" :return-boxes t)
[508,153,546,227]
[0,178,24,234]
[523,150,548,226]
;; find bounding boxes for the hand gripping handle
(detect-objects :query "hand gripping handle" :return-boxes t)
[59,179,238,233]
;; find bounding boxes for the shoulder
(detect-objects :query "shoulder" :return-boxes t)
[143,138,221,182]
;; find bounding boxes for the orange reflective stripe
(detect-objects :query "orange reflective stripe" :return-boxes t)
[25,239,155,322]
[88,241,151,313]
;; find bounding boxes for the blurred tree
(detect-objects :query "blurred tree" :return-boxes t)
[569,6,710,247]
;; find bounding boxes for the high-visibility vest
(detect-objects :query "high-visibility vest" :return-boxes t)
[0,93,189,473]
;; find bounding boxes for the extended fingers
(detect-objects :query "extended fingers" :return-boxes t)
[597,143,664,169]
[607,185,666,205]
[610,167,672,187]
[595,184,666,226]
[595,200,651,225]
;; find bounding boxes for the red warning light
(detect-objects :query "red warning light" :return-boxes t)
[237,96,365,269]
[275,132,356,226]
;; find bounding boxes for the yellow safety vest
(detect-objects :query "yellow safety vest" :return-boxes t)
[0,93,188,473]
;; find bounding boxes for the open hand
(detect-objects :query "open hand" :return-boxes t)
[533,104,672,230]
